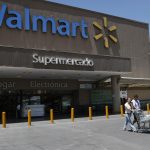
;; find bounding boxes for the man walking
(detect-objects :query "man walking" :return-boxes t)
[131,94,141,129]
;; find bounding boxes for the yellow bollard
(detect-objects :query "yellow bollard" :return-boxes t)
[89,107,92,120]
[105,106,109,119]
[2,112,6,128]
[71,108,74,122]
[120,105,124,117]
[50,109,54,124]
[28,110,31,128]
[147,104,150,114]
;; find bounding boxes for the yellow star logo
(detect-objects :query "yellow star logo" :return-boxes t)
[93,17,118,48]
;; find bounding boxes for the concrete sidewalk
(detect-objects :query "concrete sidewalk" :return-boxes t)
[0,115,150,150]
[4,114,121,128]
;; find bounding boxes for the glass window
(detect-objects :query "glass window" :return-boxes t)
[30,96,41,105]
[22,96,41,105]
[91,89,112,104]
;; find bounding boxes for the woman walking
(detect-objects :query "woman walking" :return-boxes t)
[123,98,137,132]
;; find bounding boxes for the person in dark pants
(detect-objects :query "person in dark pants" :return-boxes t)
[131,94,141,129]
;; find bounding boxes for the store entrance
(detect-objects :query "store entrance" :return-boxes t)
[42,91,73,117]
[0,90,74,121]
[21,90,74,118]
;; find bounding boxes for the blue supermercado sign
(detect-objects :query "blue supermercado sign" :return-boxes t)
[0,3,88,38]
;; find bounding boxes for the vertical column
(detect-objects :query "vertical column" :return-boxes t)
[111,75,120,113]
[89,107,92,120]
[50,109,54,124]
[28,110,31,127]
[2,112,6,128]
[71,108,74,122]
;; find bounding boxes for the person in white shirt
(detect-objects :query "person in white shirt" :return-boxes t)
[132,95,141,110]
[123,98,137,132]
[131,94,141,128]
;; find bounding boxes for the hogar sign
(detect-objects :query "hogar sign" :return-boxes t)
[0,4,88,38]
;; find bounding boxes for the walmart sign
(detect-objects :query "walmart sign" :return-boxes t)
[0,4,88,38]
[0,3,118,48]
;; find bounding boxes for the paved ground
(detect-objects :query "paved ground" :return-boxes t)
[0,115,150,150]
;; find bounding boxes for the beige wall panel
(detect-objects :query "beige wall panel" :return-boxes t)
[128,89,150,100]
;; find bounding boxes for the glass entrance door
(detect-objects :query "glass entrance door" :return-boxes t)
[52,97,62,113]
[43,95,62,116]
[62,95,72,114]
[43,92,73,116]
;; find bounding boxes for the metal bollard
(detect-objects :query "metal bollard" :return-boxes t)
[147,104,150,114]
[50,109,54,124]
[105,106,109,119]
[120,105,124,117]
[2,112,6,128]
[28,110,31,128]
[89,107,92,120]
[71,108,74,122]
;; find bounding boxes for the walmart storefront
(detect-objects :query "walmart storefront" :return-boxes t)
[0,0,149,118]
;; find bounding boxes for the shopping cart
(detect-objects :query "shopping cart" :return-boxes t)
[134,109,150,132]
